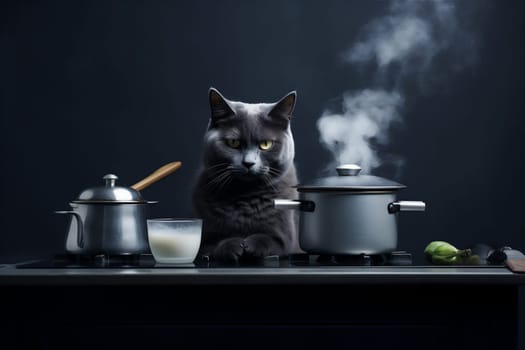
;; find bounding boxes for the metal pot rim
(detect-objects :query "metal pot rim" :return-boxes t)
[71,200,157,204]
[296,186,405,193]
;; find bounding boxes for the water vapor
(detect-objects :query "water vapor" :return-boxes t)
[317,0,476,175]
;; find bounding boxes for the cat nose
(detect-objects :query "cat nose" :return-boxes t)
[242,160,256,169]
[242,152,257,169]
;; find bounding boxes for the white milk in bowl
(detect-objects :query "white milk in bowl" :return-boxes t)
[147,219,202,264]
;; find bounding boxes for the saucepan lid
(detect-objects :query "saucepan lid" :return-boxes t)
[297,164,406,193]
[72,174,147,204]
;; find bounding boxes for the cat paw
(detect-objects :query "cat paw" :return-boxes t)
[212,237,245,264]
[242,234,280,259]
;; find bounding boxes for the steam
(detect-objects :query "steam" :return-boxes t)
[318,90,403,174]
[317,0,476,175]
[348,16,432,68]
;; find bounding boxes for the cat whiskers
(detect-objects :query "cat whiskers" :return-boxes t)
[263,174,278,194]
[204,166,233,193]
[205,162,231,171]
[215,172,233,193]
[204,163,231,179]
[268,167,283,178]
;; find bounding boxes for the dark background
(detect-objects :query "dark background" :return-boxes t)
[2,0,524,263]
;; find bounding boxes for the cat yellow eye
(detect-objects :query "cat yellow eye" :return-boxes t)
[225,138,241,149]
[259,140,274,151]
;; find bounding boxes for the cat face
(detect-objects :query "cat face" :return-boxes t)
[202,88,296,183]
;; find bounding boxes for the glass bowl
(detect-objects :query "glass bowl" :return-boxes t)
[146,218,202,264]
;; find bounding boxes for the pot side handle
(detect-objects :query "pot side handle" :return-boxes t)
[388,201,426,214]
[274,199,315,212]
[54,211,84,248]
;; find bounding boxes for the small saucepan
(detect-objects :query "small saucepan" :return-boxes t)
[55,161,182,255]
[274,164,425,255]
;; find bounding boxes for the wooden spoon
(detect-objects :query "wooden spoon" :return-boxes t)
[131,161,182,191]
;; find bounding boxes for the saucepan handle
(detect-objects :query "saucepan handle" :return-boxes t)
[54,211,84,248]
[388,201,426,214]
[273,199,315,212]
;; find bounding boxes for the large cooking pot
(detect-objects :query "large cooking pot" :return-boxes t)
[55,162,181,255]
[274,164,425,255]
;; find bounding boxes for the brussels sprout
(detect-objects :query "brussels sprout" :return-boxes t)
[424,241,479,265]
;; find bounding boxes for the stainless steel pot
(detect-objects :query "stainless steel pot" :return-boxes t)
[55,161,181,255]
[55,174,156,255]
[274,164,425,255]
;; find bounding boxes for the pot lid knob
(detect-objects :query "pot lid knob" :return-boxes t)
[103,174,118,187]
[336,164,361,176]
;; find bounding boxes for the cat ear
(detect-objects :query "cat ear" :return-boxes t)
[268,91,297,126]
[209,87,235,123]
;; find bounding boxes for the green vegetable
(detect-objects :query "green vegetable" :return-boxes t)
[424,241,480,265]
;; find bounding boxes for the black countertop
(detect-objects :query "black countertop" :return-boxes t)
[1,263,524,285]
[2,262,524,350]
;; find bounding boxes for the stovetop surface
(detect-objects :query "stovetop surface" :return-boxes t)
[15,251,415,269]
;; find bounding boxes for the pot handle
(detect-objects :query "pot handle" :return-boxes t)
[132,161,182,191]
[388,201,426,214]
[54,211,84,248]
[274,199,315,212]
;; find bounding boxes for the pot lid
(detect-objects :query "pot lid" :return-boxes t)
[73,174,146,203]
[297,164,406,192]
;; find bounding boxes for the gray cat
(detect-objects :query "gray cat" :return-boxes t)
[192,87,300,264]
